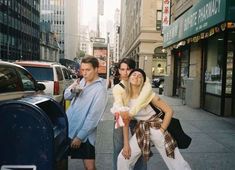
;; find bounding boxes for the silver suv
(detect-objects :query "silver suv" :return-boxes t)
[0,61,45,101]
[15,61,74,104]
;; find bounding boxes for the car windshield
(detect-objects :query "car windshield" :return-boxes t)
[25,66,53,81]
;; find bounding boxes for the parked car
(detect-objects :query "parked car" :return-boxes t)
[152,76,164,88]
[15,60,74,104]
[0,61,45,101]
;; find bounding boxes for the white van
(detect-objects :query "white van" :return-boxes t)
[15,61,74,104]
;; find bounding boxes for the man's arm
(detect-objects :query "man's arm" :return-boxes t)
[76,86,108,140]
[129,77,155,117]
[122,121,131,159]
[112,83,125,107]
[64,80,79,100]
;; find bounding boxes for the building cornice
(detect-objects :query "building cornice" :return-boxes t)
[123,30,162,57]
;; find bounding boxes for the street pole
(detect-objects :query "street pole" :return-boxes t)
[106,32,110,89]
[97,0,100,38]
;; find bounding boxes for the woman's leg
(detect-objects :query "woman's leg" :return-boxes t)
[134,156,147,170]
[113,125,124,170]
[129,120,147,170]
[150,128,191,170]
[83,159,96,170]
[117,134,142,170]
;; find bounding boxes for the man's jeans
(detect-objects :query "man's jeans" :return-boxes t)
[113,120,147,170]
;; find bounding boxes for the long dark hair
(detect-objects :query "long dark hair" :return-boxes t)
[113,64,120,85]
[113,58,136,85]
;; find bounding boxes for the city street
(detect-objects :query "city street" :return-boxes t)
[1,0,235,169]
[68,88,235,170]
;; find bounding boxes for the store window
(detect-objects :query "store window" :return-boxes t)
[205,34,224,95]
[226,32,235,94]
[180,50,189,87]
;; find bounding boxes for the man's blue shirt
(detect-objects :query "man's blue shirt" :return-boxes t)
[64,77,107,146]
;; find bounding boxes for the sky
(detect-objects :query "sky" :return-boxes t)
[81,0,121,27]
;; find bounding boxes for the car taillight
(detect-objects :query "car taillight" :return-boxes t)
[54,81,60,95]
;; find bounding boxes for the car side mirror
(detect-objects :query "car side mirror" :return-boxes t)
[70,74,77,79]
[37,83,46,91]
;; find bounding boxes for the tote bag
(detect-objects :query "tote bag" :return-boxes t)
[149,103,192,149]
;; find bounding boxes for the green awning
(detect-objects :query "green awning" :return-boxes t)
[163,0,235,48]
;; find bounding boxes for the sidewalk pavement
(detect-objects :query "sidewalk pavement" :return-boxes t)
[69,88,235,170]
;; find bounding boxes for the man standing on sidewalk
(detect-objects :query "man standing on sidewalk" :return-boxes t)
[64,56,107,170]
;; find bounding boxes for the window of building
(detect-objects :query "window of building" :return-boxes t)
[205,33,224,95]
[225,32,235,94]
[156,10,162,31]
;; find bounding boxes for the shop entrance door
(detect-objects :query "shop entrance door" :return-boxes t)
[173,49,189,97]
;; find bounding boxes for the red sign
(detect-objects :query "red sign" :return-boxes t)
[162,0,171,27]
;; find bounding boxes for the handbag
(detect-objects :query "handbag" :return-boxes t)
[149,103,192,149]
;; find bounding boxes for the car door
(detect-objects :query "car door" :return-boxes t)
[0,65,37,101]
[54,66,64,102]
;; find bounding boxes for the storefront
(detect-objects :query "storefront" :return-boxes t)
[172,47,190,98]
[203,30,235,116]
[163,0,235,116]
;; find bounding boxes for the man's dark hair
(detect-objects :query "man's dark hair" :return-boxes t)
[113,58,136,85]
[118,58,136,69]
[81,56,99,68]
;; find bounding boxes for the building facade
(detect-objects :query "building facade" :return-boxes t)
[163,0,235,117]
[64,0,80,61]
[0,0,40,61]
[40,0,65,59]
[79,25,93,56]
[119,0,165,78]
[40,22,59,62]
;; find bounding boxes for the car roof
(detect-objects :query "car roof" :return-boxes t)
[0,60,27,70]
[14,60,63,68]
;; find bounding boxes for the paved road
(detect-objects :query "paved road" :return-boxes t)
[69,88,235,170]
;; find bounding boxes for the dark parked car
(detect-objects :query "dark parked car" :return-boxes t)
[152,76,164,88]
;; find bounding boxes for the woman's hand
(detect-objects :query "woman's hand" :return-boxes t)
[122,144,131,159]
[120,111,131,126]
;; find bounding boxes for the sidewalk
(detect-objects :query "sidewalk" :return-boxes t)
[69,89,235,170]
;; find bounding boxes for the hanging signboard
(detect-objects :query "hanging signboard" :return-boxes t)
[163,0,226,47]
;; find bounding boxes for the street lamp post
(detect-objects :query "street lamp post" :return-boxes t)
[106,32,110,88]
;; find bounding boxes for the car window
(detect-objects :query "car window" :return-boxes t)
[55,67,63,81]
[16,68,36,91]
[0,66,22,92]
[62,68,69,80]
[24,66,53,81]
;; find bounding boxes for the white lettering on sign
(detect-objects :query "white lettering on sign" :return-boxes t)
[1,165,37,170]
[198,0,221,23]
[184,11,198,32]
[164,22,179,42]
[183,0,221,32]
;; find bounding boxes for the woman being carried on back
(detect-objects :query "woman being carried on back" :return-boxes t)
[117,68,191,170]
[111,57,154,170]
